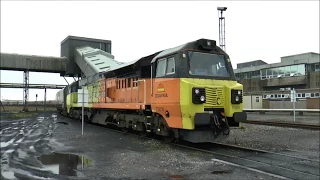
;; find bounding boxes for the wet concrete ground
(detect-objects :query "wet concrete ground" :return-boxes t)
[1,111,319,180]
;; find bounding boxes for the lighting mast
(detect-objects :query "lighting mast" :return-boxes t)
[217,7,227,52]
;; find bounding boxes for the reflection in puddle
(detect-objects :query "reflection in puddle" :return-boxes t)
[38,153,93,176]
[169,175,184,179]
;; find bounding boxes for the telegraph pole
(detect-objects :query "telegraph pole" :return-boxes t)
[217,7,227,52]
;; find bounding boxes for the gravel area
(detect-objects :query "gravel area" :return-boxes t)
[54,115,278,180]
[219,123,320,160]
[247,112,320,125]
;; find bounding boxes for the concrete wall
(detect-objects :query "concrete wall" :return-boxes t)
[238,78,263,92]
[261,76,307,87]
[307,98,320,109]
[262,98,320,109]
[268,100,306,109]
[309,71,320,88]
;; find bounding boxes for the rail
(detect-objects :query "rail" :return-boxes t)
[244,120,320,130]
[244,108,320,112]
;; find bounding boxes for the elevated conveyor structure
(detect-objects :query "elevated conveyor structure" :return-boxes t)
[74,46,125,78]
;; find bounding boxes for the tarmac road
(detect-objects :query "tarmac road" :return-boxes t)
[1,111,317,180]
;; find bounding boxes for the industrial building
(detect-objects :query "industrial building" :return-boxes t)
[234,52,320,109]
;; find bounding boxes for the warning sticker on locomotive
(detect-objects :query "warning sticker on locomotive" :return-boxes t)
[157,83,165,92]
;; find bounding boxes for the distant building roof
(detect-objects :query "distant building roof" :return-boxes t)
[234,52,320,73]
[236,60,268,69]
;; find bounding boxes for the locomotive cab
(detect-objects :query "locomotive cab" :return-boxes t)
[150,39,247,143]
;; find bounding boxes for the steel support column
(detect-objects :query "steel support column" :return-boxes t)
[217,7,227,52]
[44,88,47,111]
[23,70,29,112]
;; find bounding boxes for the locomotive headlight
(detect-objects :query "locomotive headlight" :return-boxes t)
[231,89,243,104]
[192,87,206,104]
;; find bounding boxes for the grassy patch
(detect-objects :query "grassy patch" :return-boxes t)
[1,106,56,112]
[10,112,39,119]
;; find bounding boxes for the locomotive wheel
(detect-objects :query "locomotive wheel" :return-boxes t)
[139,124,148,137]
[122,127,129,133]
[162,131,175,143]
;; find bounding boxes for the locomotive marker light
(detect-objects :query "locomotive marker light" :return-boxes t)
[195,88,200,94]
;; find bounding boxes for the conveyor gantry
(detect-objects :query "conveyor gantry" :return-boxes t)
[74,46,124,78]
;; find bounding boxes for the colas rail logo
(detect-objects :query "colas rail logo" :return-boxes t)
[155,83,168,98]
[157,83,165,92]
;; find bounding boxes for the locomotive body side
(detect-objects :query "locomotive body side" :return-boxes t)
[58,38,247,143]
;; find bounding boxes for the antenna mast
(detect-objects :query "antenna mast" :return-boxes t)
[217,7,227,51]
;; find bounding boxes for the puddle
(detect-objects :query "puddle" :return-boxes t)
[38,152,93,176]
[1,138,15,148]
[211,170,232,174]
[1,170,15,179]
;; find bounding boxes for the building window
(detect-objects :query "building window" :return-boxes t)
[128,78,131,88]
[315,63,320,72]
[260,64,306,79]
[261,69,266,79]
[255,97,260,102]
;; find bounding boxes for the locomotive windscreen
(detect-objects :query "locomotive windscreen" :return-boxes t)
[188,51,230,78]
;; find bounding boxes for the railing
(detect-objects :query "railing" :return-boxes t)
[244,108,320,112]
[1,101,56,105]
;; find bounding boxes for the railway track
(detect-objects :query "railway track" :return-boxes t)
[244,120,320,130]
[175,142,320,180]
[58,114,320,180]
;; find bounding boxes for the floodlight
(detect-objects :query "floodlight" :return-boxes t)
[217,7,227,11]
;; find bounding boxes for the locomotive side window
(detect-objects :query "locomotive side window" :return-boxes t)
[166,57,175,75]
[128,78,131,88]
[156,58,167,77]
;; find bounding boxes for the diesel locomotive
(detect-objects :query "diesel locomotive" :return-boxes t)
[56,38,247,143]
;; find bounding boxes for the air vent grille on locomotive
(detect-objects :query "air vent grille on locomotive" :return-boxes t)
[204,87,224,108]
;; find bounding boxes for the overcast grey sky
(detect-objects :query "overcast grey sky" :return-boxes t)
[1,1,319,101]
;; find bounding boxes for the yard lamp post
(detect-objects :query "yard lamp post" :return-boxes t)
[36,94,38,111]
